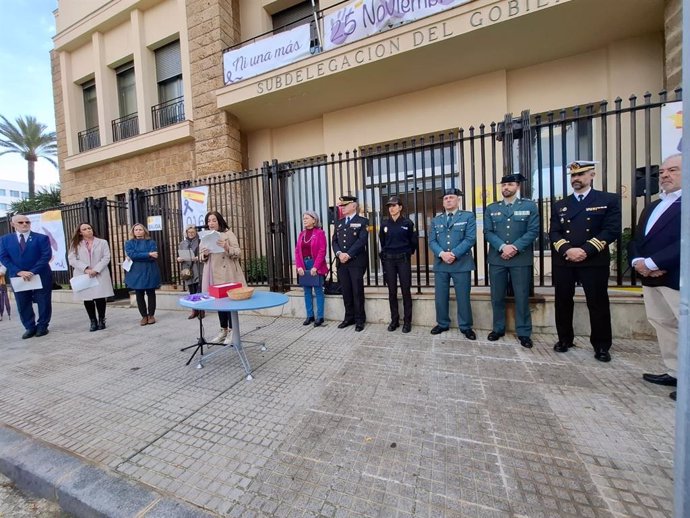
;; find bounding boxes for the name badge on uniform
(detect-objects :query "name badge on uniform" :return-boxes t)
[402,226,409,230]
[350,223,361,228]
[586,206,608,211]
[515,210,530,216]
[453,222,466,226]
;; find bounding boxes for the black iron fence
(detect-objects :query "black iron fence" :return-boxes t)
[1,90,680,294]
[151,97,185,130]
[112,113,139,142]
[77,126,100,152]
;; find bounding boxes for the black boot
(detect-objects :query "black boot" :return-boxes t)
[97,317,106,330]
[89,319,98,332]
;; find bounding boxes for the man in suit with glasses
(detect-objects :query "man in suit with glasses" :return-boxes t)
[0,214,53,338]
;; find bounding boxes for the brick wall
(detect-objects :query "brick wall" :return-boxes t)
[665,0,682,91]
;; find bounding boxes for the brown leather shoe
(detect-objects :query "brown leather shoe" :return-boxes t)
[187,310,197,320]
[140,317,148,326]
[148,316,156,325]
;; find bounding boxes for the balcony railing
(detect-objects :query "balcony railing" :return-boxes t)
[78,126,101,152]
[152,97,185,130]
[112,113,139,142]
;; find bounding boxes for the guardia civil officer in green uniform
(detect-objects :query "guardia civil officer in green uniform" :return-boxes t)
[379,196,418,333]
[484,173,539,348]
[332,195,369,332]
[429,188,476,339]
[549,161,621,362]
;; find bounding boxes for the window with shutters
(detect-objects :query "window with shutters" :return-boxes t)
[79,79,101,151]
[272,0,319,49]
[152,40,185,129]
[113,61,139,141]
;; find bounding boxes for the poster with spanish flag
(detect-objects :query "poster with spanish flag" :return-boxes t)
[180,186,209,230]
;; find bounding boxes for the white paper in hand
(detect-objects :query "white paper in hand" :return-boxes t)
[70,274,100,292]
[122,257,133,271]
[199,230,225,254]
[10,276,43,292]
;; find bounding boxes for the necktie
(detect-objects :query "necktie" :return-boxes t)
[577,194,584,202]
[346,217,350,225]
[19,234,26,252]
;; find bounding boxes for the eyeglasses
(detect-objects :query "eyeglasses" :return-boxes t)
[15,220,31,224]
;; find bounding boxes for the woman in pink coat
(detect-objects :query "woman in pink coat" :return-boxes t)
[294,211,328,327]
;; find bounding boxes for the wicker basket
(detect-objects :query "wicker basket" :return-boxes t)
[227,287,254,300]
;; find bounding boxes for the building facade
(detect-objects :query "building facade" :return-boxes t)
[0,180,39,217]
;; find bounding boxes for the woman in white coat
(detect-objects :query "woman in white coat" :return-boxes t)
[68,222,115,331]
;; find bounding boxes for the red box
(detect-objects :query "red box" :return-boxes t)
[209,282,243,298]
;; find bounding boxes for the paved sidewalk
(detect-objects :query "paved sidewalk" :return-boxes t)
[0,302,676,517]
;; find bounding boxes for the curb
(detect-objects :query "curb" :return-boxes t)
[0,425,216,518]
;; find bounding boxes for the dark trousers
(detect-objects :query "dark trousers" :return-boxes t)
[489,264,532,336]
[84,298,106,321]
[553,265,612,351]
[382,255,412,324]
[135,289,156,318]
[218,311,232,329]
[339,264,366,325]
[15,287,52,332]
[187,282,200,295]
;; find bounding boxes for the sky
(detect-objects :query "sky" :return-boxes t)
[0,0,59,187]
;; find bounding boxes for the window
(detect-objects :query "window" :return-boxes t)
[82,80,98,130]
[21,192,29,199]
[113,61,139,141]
[272,1,319,50]
[156,40,183,103]
[0,189,5,196]
[10,190,20,197]
[0,203,8,210]
[153,40,185,129]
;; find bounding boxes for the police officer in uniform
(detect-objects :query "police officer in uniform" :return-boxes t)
[332,195,369,332]
[484,173,539,348]
[379,196,418,333]
[429,188,476,339]
[549,161,621,361]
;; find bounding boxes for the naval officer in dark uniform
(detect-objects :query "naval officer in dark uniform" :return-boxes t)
[484,173,539,348]
[549,160,621,361]
[429,188,476,339]
[379,195,418,333]
[332,195,369,332]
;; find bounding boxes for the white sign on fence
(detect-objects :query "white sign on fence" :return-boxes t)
[147,215,163,231]
[224,24,313,85]
[661,101,682,161]
[180,186,209,230]
[323,0,471,51]
[27,210,68,271]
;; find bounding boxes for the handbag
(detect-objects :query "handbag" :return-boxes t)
[323,258,341,295]
[180,267,193,281]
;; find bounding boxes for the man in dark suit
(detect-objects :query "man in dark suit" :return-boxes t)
[0,214,54,338]
[332,195,369,332]
[429,188,477,340]
[629,154,681,401]
[549,161,621,361]
[484,174,539,348]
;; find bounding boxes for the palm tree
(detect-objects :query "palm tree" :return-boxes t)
[0,115,58,199]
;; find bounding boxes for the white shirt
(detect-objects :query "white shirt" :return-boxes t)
[633,189,682,270]
[16,231,30,243]
[573,187,592,200]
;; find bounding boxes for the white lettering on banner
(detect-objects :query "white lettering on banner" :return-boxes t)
[223,24,312,84]
[324,0,472,50]
[180,186,209,231]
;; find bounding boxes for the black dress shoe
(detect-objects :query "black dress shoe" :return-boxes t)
[487,331,504,341]
[402,323,411,333]
[642,373,677,386]
[430,325,449,335]
[387,322,399,332]
[313,318,324,327]
[337,321,354,329]
[35,329,49,338]
[553,341,572,353]
[355,324,364,332]
[670,391,677,401]
[594,351,611,362]
[518,336,533,349]
[303,316,315,326]
[462,329,477,340]
[22,329,36,339]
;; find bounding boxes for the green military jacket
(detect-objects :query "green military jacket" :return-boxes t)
[484,197,539,266]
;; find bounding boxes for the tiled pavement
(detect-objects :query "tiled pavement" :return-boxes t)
[0,302,676,517]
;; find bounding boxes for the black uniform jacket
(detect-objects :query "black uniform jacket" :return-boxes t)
[332,214,369,269]
[549,189,621,268]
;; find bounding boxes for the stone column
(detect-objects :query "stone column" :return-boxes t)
[186,0,244,177]
[665,0,682,91]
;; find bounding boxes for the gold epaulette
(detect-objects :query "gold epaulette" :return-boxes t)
[587,238,607,252]
[553,239,569,252]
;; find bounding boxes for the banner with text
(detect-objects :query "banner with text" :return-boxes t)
[324,0,471,51]
[180,186,209,230]
[224,24,313,84]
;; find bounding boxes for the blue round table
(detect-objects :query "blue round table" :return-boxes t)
[179,291,289,380]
